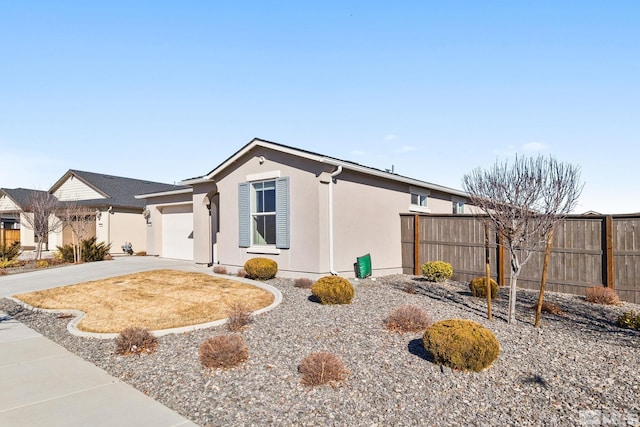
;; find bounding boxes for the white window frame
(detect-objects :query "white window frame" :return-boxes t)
[452,197,465,215]
[250,179,277,248]
[409,187,431,213]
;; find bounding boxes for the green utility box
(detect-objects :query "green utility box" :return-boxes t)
[354,253,372,279]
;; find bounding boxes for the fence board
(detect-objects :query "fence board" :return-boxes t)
[400,214,640,304]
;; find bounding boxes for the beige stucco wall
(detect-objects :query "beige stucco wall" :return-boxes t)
[190,147,468,278]
[143,192,193,257]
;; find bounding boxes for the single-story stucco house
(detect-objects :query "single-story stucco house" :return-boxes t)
[1,170,185,255]
[137,138,474,278]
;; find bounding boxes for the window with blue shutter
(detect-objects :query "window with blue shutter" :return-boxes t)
[238,183,250,247]
[238,177,289,249]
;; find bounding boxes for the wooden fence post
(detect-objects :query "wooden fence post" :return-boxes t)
[603,215,615,289]
[414,214,421,276]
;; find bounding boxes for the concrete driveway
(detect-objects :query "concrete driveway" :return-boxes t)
[0,256,202,427]
[0,256,201,297]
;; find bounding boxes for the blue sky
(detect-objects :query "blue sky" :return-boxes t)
[1,1,638,213]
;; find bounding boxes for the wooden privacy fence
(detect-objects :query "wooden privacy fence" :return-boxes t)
[401,214,640,304]
[0,229,20,247]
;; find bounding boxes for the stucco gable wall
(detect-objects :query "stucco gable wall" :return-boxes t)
[54,176,105,201]
[210,147,329,275]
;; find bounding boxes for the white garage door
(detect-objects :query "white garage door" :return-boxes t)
[161,205,194,260]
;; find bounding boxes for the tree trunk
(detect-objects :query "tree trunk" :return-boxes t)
[508,252,521,324]
[535,230,554,327]
[484,223,492,320]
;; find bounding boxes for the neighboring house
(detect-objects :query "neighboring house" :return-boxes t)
[138,138,474,278]
[0,188,57,250]
[48,170,187,255]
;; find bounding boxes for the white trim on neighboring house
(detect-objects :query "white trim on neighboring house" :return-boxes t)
[135,188,193,199]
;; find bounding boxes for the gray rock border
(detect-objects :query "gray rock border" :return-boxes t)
[8,273,282,339]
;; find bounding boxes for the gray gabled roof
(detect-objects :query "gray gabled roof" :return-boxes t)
[180,138,469,198]
[49,170,188,210]
[0,188,52,210]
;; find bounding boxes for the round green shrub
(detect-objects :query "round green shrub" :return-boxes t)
[469,277,499,299]
[421,261,453,282]
[423,319,500,372]
[243,257,278,280]
[311,276,354,305]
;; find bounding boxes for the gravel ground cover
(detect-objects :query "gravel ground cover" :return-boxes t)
[2,275,639,426]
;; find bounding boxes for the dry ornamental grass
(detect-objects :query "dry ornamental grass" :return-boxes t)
[298,352,348,386]
[383,304,433,333]
[585,286,621,305]
[226,302,253,332]
[14,269,274,333]
[114,327,159,356]
[199,334,248,369]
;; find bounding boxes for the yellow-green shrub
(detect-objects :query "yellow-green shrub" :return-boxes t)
[243,257,278,280]
[423,319,500,372]
[36,260,49,269]
[421,261,453,282]
[469,277,499,299]
[617,311,640,330]
[311,276,354,305]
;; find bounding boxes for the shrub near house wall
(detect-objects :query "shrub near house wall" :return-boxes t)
[244,258,278,280]
[311,276,354,305]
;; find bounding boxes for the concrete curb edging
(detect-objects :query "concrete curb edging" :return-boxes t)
[8,275,283,339]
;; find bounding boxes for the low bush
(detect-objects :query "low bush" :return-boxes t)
[213,265,228,275]
[384,304,433,333]
[469,277,499,299]
[421,261,453,282]
[226,302,253,332]
[294,278,314,289]
[35,260,49,269]
[114,327,158,356]
[403,282,417,294]
[585,286,621,306]
[530,301,565,316]
[236,268,247,278]
[423,319,500,372]
[617,311,640,330]
[0,259,18,269]
[244,257,278,280]
[57,237,112,263]
[311,276,354,305]
[199,334,248,369]
[298,352,348,386]
[0,240,21,262]
[135,251,147,256]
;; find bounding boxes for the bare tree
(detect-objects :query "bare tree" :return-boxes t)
[60,203,96,263]
[21,191,63,260]
[463,155,583,324]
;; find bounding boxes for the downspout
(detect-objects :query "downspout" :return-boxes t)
[328,165,343,275]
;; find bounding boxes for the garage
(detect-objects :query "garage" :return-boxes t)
[161,204,194,260]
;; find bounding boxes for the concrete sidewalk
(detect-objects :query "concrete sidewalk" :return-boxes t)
[0,312,198,427]
[0,257,203,426]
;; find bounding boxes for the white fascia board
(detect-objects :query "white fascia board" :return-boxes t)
[135,188,193,199]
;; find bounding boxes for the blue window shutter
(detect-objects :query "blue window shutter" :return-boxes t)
[275,177,290,249]
[238,182,250,247]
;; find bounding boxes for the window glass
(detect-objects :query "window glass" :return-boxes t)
[251,180,277,245]
[411,193,427,207]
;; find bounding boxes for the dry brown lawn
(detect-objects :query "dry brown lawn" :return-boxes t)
[13,269,275,333]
